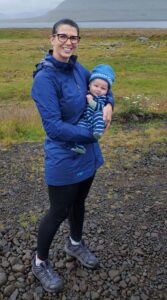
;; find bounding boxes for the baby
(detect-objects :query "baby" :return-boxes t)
[71,64,115,154]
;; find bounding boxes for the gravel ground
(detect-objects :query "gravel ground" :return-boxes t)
[0,138,167,300]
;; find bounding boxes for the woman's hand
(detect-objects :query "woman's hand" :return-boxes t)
[103,103,113,130]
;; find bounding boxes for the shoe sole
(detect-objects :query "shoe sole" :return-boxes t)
[64,245,98,269]
[32,267,64,293]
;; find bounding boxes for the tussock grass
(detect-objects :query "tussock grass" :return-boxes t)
[107,122,167,151]
[0,103,44,144]
[18,211,39,229]
[101,121,167,169]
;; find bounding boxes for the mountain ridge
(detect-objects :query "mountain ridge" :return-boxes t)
[1,0,167,22]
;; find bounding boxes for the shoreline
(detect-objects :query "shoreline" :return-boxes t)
[0,20,167,29]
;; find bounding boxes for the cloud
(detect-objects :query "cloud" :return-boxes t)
[0,0,64,15]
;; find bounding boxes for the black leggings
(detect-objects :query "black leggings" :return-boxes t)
[37,175,94,260]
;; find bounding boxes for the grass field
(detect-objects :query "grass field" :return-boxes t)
[0,28,167,144]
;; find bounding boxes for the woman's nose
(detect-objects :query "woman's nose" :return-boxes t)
[65,38,73,45]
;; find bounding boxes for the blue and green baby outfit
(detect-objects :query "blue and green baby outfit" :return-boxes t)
[71,64,115,154]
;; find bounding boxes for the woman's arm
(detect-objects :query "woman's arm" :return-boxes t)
[106,89,115,109]
[31,74,95,144]
[103,89,114,129]
[103,103,113,130]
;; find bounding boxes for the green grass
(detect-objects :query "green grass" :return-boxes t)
[0,28,167,144]
[18,211,39,229]
[101,119,167,170]
[0,103,44,143]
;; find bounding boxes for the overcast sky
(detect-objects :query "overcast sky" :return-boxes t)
[0,0,64,15]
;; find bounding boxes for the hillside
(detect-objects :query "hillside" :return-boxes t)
[1,0,167,23]
[41,0,167,22]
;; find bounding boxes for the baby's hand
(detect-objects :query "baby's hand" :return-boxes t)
[86,94,93,103]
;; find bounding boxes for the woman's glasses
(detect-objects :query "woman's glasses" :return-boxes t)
[53,33,80,44]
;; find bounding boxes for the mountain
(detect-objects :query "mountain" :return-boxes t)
[1,0,167,23]
[31,0,167,22]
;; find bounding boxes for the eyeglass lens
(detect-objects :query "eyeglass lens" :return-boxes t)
[55,34,80,43]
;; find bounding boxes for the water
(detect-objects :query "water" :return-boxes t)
[79,21,167,29]
[0,21,167,29]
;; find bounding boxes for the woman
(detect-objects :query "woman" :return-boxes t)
[31,19,114,293]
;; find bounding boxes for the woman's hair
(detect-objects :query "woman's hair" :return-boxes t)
[52,19,80,36]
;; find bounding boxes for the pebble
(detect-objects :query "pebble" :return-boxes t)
[119,280,127,288]
[9,289,19,300]
[91,291,101,300]
[3,284,16,297]
[12,264,25,273]
[0,272,7,287]
[130,296,140,300]
[109,270,120,279]
[0,141,167,299]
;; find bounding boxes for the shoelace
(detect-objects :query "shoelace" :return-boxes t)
[77,243,92,260]
[38,263,55,281]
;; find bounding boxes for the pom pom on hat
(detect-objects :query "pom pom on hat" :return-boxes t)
[89,64,115,88]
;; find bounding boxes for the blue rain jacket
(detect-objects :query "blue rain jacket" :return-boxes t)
[31,51,114,185]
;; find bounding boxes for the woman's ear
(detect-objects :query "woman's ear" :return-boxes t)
[49,35,55,46]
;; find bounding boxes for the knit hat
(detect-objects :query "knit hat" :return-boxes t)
[89,64,115,88]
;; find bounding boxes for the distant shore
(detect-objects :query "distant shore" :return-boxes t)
[0,20,167,29]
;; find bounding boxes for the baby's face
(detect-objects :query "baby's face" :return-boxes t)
[89,78,108,96]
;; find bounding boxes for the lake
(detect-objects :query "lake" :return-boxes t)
[0,21,167,29]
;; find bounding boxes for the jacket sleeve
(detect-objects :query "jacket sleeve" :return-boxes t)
[31,74,95,144]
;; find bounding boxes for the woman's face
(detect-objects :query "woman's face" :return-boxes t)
[50,24,79,62]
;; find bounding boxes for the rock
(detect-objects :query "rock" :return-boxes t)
[130,296,140,300]
[133,247,144,256]
[119,280,127,288]
[99,271,108,280]
[55,259,65,269]
[151,232,159,238]
[22,292,34,300]
[3,284,16,297]
[140,293,149,300]
[65,261,76,271]
[109,270,120,279]
[1,140,167,300]
[91,291,100,300]
[131,114,139,121]
[137,36,149,43]
[8,275,15,282]
[1,260,10,268]
[0,272,7,287]
[79,281,87,293]
[76,269,88,277]
[113,275,121,283]
[9,289,19,300]
[130,276,138,284]
[12,264,25,273]
[73,283,80,292]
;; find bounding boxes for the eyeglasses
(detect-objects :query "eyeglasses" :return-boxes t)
[53,33,80,44]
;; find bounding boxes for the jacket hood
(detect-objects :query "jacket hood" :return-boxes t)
[33,49,77,78]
